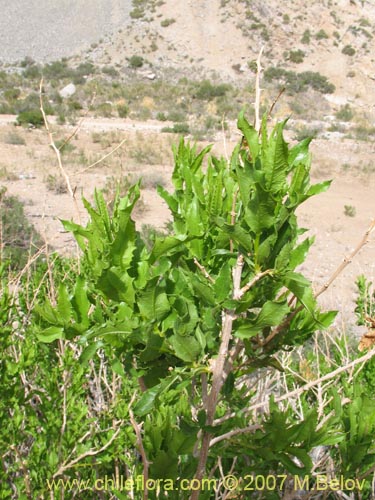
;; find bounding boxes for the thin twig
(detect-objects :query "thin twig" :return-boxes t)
[52,425,122,478]
[315,218,375,298]
[209,424,262,448]
[193,257,215,283]
[73,138,127,176]
[247,347,375,413]
[237,269,273,299]
[267,87,285,121]
[39,79,81,224]
[129,395,150,500]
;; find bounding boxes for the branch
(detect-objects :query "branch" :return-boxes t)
[246,347,375,413]
[209,424,262,448]
[315,218,375,298]
[129,394,150,500]
[52,425,122,478]
[73,138,127,176]
[39,79,81,224]
[254,46,264,133]
[194,258,215,283]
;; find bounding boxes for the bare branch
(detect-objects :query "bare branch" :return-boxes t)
[254,46,264,132]
[52,425,122,479]
[209,424,262,448]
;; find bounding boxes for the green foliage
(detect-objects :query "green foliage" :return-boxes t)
[194,80,232,100]
[16,109,44,127]
[315,29,329,40]
[288,49,305,64]
[3,110,375,497]
[129,55,144,68]
[0,187,43,268]
[335,103,354,122]
[264,67,335,95]
[342,44,356,56]
[161,122,190,134]
[161,18,176,27]
[301,29,311,44]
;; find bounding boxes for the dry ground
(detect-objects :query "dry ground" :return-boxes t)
[1,116,374,332]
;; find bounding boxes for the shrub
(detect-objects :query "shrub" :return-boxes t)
[117,104,129,118]
[289,49,305,63]
[4,131,26,145]
[130,7,144,19]
[160,18,176,27]
[16,109,44,127]
[129,55,144,68]
[342,44,356,56]
[264,67,335,94]
[195,80,231,100]
[335,104,353,122]
[301,29,311,44]
[315,29,329,40]
[161,122,190,134]
[44,174,68,194]
[0,187,42,268]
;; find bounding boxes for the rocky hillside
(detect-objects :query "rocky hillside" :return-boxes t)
[1,1,375,110]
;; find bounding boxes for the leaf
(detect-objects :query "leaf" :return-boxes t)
[138,285,170,321]
[237,110,259,159]
[262,119,289,193]
[169,335,201,362]
[235,301,290,338]
[37,326,64,343]
[133,385,161,416]
[150,235,187,262]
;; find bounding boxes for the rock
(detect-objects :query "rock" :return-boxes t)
[59,83,76,98]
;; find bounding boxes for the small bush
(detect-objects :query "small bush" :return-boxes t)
[117,104,129,118]
[0,187,42,268]
[161,123,190,134]
[342,44,356,56]
[161,18,176,27]
[294,125,320,141]
[130,8,144,19]
[4,131,26,146]
[16,110,44,127]
[129,55,144,68]
[315,29,329,40]
[335,104,353,122]
[195,80,231,100]
[44,174,68,194]
[288,49,305,64]
[301,29,311,44]
[102,66,120,78]
[344,205,356,217]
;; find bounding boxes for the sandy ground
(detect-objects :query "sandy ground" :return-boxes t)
[1,116,374,333]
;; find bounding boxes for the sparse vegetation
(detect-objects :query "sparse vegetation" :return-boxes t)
[342,44,356,56]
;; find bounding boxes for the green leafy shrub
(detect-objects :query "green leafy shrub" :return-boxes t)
[0,187,42,268]
[301,29,311,44]
[16,109,44,127]
[129,55,144,68]
[315,29,329,40]
[194,80,232,100]
[335,104,354,122]
[342,44,356,56]
[161,122,190,134]
[288,49,305,63]
[264,67,335,94]
[161,18,176,27]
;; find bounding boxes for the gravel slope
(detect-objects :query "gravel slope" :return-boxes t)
[0,0,132,63]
